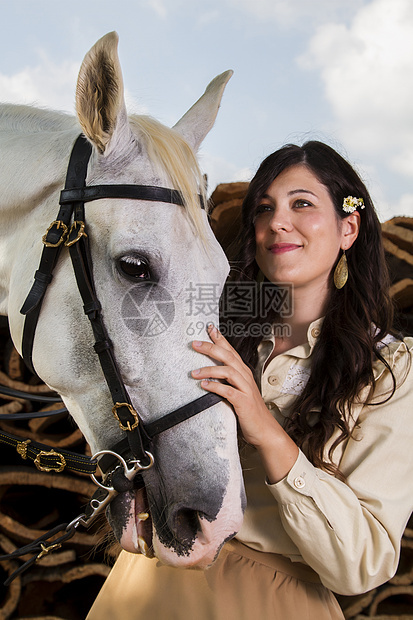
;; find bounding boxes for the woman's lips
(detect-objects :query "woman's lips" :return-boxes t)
[268,243,302,254]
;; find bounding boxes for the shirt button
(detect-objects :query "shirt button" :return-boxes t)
[268,376,277,386]
[293,476,306,489]
[311,328,320,339]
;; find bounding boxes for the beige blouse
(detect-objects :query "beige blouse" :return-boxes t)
[236,318,413,596]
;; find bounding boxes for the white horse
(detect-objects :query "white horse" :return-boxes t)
[0,32,245,569]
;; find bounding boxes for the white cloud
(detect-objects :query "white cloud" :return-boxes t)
[0,53,78,113]
[375,192,413,222]
[0,51,148,116]
[390,147,413,179]
[140,0,365,27]
[394,193,413,218]
[299,0,413,181]
[199,152,252,195]
[124,91,150,116]
[196,10,221,26]
[144,0,168,19]
[227,0,365,27]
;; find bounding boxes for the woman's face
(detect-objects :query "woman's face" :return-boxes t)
[254,164,354,297]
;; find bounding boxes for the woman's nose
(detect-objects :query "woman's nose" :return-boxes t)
[268,208,293,232]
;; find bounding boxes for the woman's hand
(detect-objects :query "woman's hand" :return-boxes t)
[191,324,299,483]
[191,324,275,448]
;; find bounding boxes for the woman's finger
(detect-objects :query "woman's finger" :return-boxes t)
[192,339,252,384]
[192,329,246,368]
[197,376,245,409]
[191,364,250,393]
[206,324,243,361]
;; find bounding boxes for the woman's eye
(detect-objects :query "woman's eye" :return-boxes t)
[118,256,151,280]
[256,204,273,215]
[294,199,312,209]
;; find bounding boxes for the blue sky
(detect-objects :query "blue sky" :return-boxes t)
[1,0,412,221]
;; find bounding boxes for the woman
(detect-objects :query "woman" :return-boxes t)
[88,142,413,619]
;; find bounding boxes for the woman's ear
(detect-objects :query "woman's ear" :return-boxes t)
[341,211,360,250]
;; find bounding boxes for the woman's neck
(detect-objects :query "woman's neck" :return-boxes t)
[271,283,328,355]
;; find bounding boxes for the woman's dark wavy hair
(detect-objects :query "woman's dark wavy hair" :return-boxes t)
[222,140,396,478]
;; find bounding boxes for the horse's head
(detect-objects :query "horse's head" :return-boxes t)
[5,33,245,568]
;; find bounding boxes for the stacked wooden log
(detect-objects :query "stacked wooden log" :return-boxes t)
[0,317,115,619]
[209,182,249,261]
[382,217,413,335]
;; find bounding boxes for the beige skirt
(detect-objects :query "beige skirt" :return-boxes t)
[87,540,344,620]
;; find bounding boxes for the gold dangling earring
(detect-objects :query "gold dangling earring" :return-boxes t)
[334,251,348,289]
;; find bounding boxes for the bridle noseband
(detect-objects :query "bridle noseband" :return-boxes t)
[0,134,223,583]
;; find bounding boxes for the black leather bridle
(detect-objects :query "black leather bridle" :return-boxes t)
[0,134,223,583]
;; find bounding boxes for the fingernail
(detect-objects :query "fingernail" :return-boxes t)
[193,341,203,347]
[192,369,200,376]
[201,379,209,387]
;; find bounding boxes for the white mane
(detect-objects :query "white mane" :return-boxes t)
[130,114,208,231]
[0,103,77,133]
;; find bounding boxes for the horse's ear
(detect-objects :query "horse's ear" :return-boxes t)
[76,31,129,155]
[173,70,233,152]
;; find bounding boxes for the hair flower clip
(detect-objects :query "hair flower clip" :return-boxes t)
[342,196,365,213]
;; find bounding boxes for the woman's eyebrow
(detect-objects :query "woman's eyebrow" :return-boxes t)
[288,189,317,197]
[260,188,318,203]
[288,189,318,197]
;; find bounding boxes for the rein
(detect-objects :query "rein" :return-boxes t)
[0,134,222,583]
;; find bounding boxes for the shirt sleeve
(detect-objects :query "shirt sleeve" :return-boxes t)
[267,341,413,595]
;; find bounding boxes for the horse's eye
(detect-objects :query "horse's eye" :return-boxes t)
[118,256,151,281]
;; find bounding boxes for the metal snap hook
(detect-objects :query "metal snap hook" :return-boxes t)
[90,449,154,490]
[90,450,128,490]
[129,452,155,472]
[66,514,85,531]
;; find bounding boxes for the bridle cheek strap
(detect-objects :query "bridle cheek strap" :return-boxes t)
[20,136,92,374]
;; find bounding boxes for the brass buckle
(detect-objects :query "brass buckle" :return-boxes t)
[65,221,87,247]
[112,402,140,432]
[16,439,31,460]
[34,449,66,473]
[42,220,68,247]
[37,541,62,561]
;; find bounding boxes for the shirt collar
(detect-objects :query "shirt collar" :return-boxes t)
[257,317,324,363]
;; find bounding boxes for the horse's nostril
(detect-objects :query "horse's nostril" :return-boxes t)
[172,508,200,543]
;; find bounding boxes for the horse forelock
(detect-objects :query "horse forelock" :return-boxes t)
[129,115,209,240]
